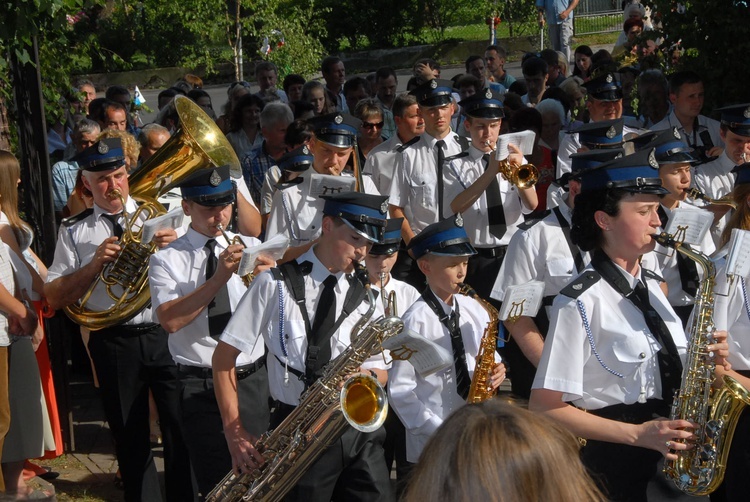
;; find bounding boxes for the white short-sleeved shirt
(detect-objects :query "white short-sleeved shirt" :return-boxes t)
[388,131,464,233]
[713,257,750,371]
[651,112,724,153]
[388,290,501,462]
[46,197,158,325]
[654,201,716,307]
[443,145,533,247]
[363,134,404,196]
[371,275,421,321]
[693,152,737,246]
[149,227,262,367]
[533,262,688,410]
[266,172,380,247]
[491,199,590,312]
[220,248,386,406]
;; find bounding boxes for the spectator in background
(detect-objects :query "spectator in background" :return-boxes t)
[105,85,141,135]
[98,129,140,171]
[485,45,516,89]
[137,124,170,165]
[87,98,107,125]
[455,75,483,137]
[636,69,670,128]
[613,17,645,58]
[216,81,251,133]
[374,67,398,139]
[226,94,265,160]
[100,101,128,132]
[283,74,306,104]
[540,49,565,87]
[509,107,548,215]
[412,58,441,85]
[291,100,315,120]
[187,89,217,120]
[590,49,615,73]
[535,99,566,212]
[557,51,569,79]
[157,88,179,111]
[537,0,580,65]
[343,77,372,116]
[573,45,593,80]
[242,102,293,205]
[76,80,97,116]
[615,2,651,48]
[466,55,504,94]
[557,76,587,125]
[254,61,288,103]
[302,81,335,116]
[51,118,100,218]
[521,57,549,106]
[353,99,386,166]
[321,56,347,111]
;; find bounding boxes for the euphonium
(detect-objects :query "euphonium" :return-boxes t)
[685,188,738,210]
[206,264,404,502]
[460,284,500,403]
[64,96,241,330]
[655,232,750,495]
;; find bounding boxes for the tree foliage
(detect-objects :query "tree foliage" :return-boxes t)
[652,0,750,110]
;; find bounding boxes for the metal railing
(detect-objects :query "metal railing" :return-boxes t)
[574,0,623,36]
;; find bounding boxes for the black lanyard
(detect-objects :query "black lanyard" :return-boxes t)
[552,206,584,273]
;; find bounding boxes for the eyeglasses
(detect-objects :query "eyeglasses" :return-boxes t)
[362,121,384,130]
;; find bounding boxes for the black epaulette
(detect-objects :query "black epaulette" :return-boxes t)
[642,268,665,283]
[61,208,94,227]
[444,151,469,163]
[396,136,420,153]
[517,216,546,232]
[270,267,284,281]
[273,178,304,191]
[455,134,470,151]
[560,271,601,299]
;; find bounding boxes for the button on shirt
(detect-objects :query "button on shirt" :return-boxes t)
[532,263,687,410]
[713,257,750,371]
[491,197,590,311]
[148,227,263,367]
[443,145,533,247]
[47,197,158,325]
[266,172,380,247]
[220,248,386,406]
[388,291,501,462]
[389,132,464,233]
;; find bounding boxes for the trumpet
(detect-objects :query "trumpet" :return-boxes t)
[685,188,738,210]
[484,141,538,189]
[216,223,254,286]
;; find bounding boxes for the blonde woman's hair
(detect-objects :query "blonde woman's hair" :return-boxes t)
[402,401,606,502]
[98,129,139,171]
[0,151,32,239]
[721,183,750,247]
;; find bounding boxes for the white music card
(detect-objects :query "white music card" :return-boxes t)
[381,329,453,377]
[495,130,536,159]
[142,207,184,243]
[308,174,356,199]
[237,234,290,277]
[499,281,545,321]
[726,229,750,278]
[664,207,713,246]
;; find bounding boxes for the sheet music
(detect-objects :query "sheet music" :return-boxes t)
[237,234,290,276]
[381,329,452,377]
[142,207,184,243]
[495,130,536,159]
[308,174,355,199]
[499,281,545,321]
[665,207,713,246]
[726,229,750,278]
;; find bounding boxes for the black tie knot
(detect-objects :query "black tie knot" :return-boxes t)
[323,275,338,289]
[435,139,445,149]
[205,238,217,253]
[102,212,124,239]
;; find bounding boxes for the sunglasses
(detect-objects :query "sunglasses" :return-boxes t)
[362,121,384,130]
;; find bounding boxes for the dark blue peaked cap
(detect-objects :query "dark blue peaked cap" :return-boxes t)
[641,128,699,165]
[179,164,236,206]
[576,118,624,148]
[579,148,668,195]
[321,192,388,243]
[410,79,454,107]
[583,71,623,102]
[717,103,750,137]
[278,145,314,173]
[408,214,477,260]
[309,113,361,148]
[732,163,750,187]
[458,88,504,119]
[369,218,404,255]
[74,138,126,172]
[558,148,626,187]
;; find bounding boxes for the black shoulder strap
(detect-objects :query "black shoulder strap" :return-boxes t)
[62,208,93,227]
[560,270,601,299]
[276,261,312,335]
[641,267,665,283]
[456,134,470,152]
[396,136,420,153]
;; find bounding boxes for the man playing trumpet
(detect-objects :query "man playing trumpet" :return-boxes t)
[44,138,194,501]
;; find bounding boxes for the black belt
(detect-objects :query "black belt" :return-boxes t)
[473,245,508,258]
[102,322,160,336]
[177,355,266,381]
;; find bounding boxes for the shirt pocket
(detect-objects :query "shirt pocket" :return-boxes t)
[547,257,576,278]
[283,319,309,363]
[611,333,656,376]
[409,170,436,207]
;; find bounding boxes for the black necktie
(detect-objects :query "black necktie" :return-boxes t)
[310,275,338,371]
[205,239,232,338]
[448,307,471,400]
[436,139,446,219]
[102,213,123,239]
[483,153,506,239]
[658,206,699,298]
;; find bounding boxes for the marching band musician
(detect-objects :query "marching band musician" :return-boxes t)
[265,113,380,253]
[529,149,728,502]
[642,128,715,328]
[491,148,623,398]
[147,165,273,497]
[44,138,194,501]
[711,162,750,502]
[444,89,538,301]
[388,216,506,464]
[212,193,394,502]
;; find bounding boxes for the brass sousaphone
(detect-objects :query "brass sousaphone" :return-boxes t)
[64,96,241,330]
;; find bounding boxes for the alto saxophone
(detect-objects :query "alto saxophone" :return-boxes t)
[655,232,750,495]
[206,264,404,502]
[459,284,500,403]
